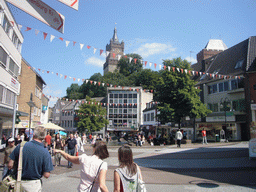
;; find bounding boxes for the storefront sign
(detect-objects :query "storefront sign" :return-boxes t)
[6,0,65,33]
[251,104,256,110]
[206,116,235,122]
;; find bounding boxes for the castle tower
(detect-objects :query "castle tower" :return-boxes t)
[103,27,124,74]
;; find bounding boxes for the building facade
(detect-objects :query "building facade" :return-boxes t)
[192,36,256,141]
[16,58,46,130]
[103,27,124,74]
[107,87,153,132]
[0,0,23,139]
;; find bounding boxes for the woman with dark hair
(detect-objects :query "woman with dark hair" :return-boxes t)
[53,133,63,167]
[114,145,143,192]
[55,141,109,192]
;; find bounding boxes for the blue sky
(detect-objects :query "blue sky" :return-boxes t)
[7,0,256,106]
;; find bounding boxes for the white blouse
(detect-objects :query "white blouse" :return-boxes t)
[78,154,107,192]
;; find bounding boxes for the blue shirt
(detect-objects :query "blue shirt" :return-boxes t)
[9,140,53,180]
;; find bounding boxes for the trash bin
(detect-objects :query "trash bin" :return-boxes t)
[215,134,220,142]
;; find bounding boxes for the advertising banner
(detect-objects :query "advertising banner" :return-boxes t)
[6,0,65,33]
[58,0,79,10]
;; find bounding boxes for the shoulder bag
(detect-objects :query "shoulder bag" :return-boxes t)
[0,141,26,192]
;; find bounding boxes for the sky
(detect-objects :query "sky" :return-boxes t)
[7,0,256,107]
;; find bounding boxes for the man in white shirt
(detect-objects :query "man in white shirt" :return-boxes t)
[175,129,183,148]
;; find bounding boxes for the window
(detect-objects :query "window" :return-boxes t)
[219,83,224,92]
[109,109,113,114]
[151,113,154,121]
[9,58,19,76]
[0,85,3,103]
[133,94,137,98]
[119,99,123,104]
[224,81,229,91]
[129,94,132,98]
[128,109,132,114]
[132,109,137,113]
[109,94,113,98]
[5,89,14,106]
[232,99,246,112]
[208,103,218,112]
[128,99,132,103]
[0,46,8,67]
[147,114,150,121]
[133,99,137,103]
[119,94,123,98]
[235,59,244,69]
[124,94,127,98]
[2,15,11,34]
[119,109,122,114]
[123,109,127,113]
[114,109,117,114]
[144,114,146,121]
[114,94,118,98]
[231,79,238,90]
[12,32,18,46]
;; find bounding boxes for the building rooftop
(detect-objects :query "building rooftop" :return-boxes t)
[205,39,228,51]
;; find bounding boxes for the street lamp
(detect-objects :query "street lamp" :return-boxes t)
[220,97,231,139]
[27,93,35,140]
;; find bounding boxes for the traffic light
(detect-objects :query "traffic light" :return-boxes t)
[15,111,21,124]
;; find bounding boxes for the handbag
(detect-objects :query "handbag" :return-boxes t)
[137,166,146,192]
[0,141,26,192]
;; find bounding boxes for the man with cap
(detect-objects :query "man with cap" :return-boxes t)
[2,137,16,180]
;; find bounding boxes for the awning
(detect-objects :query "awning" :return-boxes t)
[15,122,35,129]
[41,122,65,130]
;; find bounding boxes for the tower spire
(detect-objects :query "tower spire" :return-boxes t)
[112,26,119,43]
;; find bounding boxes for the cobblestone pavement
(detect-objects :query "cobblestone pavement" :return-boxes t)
[1,141,256,191]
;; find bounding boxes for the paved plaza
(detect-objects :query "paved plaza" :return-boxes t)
[1,141,256,191]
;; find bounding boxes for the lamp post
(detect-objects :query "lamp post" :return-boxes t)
[220,97,231,136]
[27,93,35,140]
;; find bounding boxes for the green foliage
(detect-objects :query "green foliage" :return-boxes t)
[66,83,83,100]
[77,96,108,133]
[118,53,143,77]
[154,58,211,126]
[163,57,191,69]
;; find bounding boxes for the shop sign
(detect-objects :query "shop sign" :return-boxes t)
[251,104,256,110]
[249,138,256,159]
[206,116,235,122]
[6,0,65,33]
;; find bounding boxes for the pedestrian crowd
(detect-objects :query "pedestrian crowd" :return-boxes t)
[1,127,144,192]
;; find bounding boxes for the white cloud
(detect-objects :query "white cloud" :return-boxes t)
[135,43,176,58]
[185,56,197,64]
[85,57,105,67]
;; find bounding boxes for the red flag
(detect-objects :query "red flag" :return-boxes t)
[129,88,132,91]
[59,37,64,41]
[145,61,147,67]
[87,45,91,49]
[56,73,58,76]
[164,65,166,70]
[64,75,67,79]
[98,82,101,86]
[25,27,31,31]
[43,32,47,40]
[90,81,93,84]
[82,79,84,82]
[113,53,116,58]
[100,49,104,55]
[47,71,50,73]
[124,55,127,58]
[38,69,41,71]
[10,21,14,26]
[73,78,76,81]
[73,41,76,46]
[114,85,117,88]
[181,69,183,73]
[172,67,175,72]
[134,58,137,64]
[154,63,157,68]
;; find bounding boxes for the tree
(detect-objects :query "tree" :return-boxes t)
[77,96,108,133]
[66,83,83,100]
[80,73,106,98]
[163,57,191,69]
[118,53,143,76]
[154,58,211,128]
[131,69,160,90]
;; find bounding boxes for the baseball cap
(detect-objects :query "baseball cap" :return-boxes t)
[8,138,15,142]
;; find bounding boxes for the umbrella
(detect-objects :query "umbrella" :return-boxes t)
[41,122,65,131]
[56,131,67,136]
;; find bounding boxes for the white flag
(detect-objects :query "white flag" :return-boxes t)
[18,24,22,30]
[80,44,84,50]
[93,48,97,54]
[149,62,152,67]
[50,35,55,42]
[86,80,89,83]
[106,51,110,57]
[78,78,80,82]
[60,74,63,78]
[117,55,121,61]
[65,40,70,47]
[129,57,132,63]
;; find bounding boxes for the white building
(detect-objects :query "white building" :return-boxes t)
[0,0,23,139]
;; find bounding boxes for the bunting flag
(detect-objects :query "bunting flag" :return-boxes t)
[93,48,97,54]
[129,57,132,63]
[73,41,76,46]
[59,37,64,41]
[134,58,137,64]
[35,29,40,35]
[87,45,91,49]
[25,27,31,31]
[65,41,70,47]
[43,32,47,40]
[100,49,104,55]
[145,61,147,67]
[50,35,55,42]
[80,44,84,50]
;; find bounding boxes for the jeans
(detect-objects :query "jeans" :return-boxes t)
[203,136,208,144]
[2,165,10,180]
[177,139,181,147]
[68,148,75,167]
